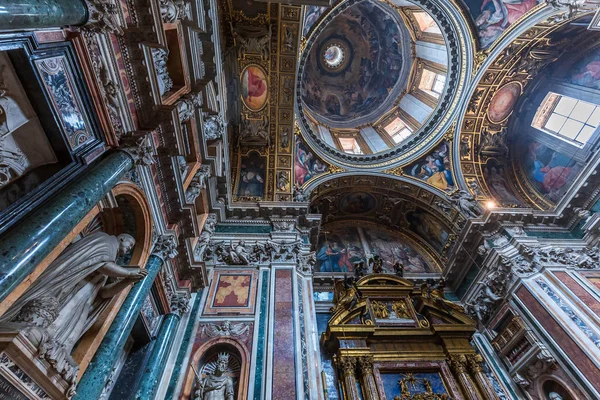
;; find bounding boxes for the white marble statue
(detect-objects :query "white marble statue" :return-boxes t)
[195,352,235,400]
[2,231,147,356]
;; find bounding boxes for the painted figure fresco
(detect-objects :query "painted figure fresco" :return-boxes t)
[241,65,268,111]
[488,82,521,123]
[303,6,328,37]
[316,228,363,272]
[315,225,438,273]
[237,152,266,198]
[339,192,377,214]
[406,208,449,252]
[524,140,581,203]
[294,136,329,185]
[403,141,454,191]
[363,228,436,273]
[569,47,600,89]
[463,0,540,49]
[301,1,405,123]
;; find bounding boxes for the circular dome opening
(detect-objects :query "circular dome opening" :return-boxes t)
[323,44,346,69]
[296,0,464,164]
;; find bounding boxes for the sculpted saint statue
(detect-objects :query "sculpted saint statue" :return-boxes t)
[195,352,235,400]
[1,231,147,372]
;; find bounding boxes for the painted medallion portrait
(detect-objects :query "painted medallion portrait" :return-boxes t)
[339,192,377,214]
[488,82,521,123]
[241,65,268,111]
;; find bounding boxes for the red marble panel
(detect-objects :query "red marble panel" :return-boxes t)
[516,286,600,392]
[272,269,296,399]
[553,271,600,316]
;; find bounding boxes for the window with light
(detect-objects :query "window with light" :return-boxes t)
[532,92,600,147]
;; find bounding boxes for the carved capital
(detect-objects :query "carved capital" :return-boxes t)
[466,354,484,374]
[357,356,374,376]
[152,234,179,261]
[120,134,155,166]
[447,354,468,375]
[83,0,124,35]
[170,292,191,315]
[337,356,357,376]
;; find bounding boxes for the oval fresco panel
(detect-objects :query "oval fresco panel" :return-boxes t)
[241,65,268,111]
[488,82,521,123]
[339,192,377,214]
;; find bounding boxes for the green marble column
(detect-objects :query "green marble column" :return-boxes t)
[0,150,135,304]
[73,235,178,400]
[0,0,88,30]
[134,313,181,399]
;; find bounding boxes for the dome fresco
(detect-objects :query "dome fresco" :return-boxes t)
[300,0,412,126]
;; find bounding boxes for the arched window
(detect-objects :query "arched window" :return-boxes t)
[532,92,600,147]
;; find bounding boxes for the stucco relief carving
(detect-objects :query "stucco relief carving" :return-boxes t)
[203,115,224,141]
[185,165,211,203]
[200,321,250,338]
[195,214,217,261]
[152,48,174,96]
[466,257,514,322]
[159,0,192,23]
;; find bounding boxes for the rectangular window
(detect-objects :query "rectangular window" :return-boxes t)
[419,69,446,98]
[532,92,600,146]
[413,12,442,34]
[339,137,363,154]
[384,117,413,144]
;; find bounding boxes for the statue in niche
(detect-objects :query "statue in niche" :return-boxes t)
[194,214,217,260]
[1,232,146,382]
[195,352,235,400]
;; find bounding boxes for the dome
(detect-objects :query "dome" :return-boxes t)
[297,0,463,164]
[300,0,412,127]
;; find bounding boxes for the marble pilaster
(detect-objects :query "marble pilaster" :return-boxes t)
[73,235,176,400]
[0,150,134,304]
[0,0,88,30]
[133,313,181,399]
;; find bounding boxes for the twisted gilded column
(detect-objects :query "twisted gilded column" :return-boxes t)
[467,354,499,400]
[0,140,153,304]
[337,356,360,400]
[73,234,178,400]
[358,356,380,400]
[447,354,483,400]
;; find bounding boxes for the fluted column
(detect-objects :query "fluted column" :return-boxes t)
[73,234,178,400]
[0,142,152,304]
[358,356,379,400]
[447,354,483,400]
[337,356,360,400]
[0,0,88,30]
[467,354,499,400]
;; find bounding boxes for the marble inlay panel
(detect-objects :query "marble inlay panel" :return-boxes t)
[272,269,296,399]
[204,270,258,315]
[536,278,600,349]
[35,56,93,150]
[517,286,600,392]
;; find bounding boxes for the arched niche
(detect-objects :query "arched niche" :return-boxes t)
[537,376,580,400]
[180,337,250,400]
